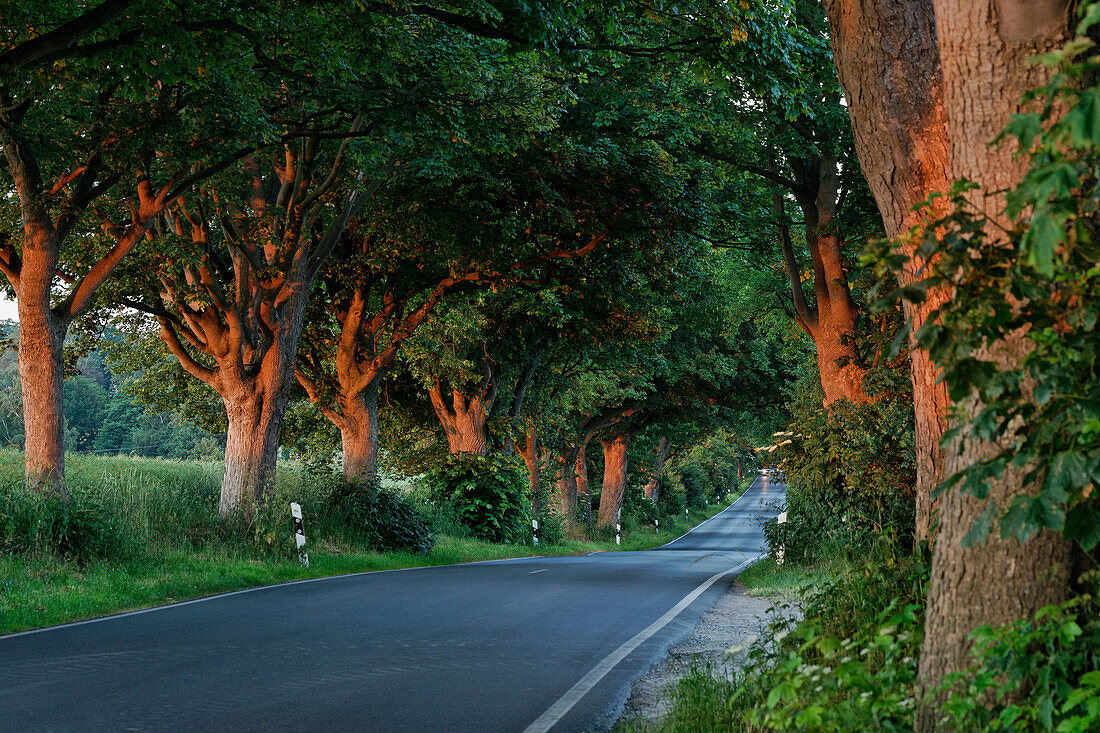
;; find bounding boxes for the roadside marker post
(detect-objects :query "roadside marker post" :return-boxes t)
[532,518,539,546]
[654,519,659,534]
[776,511,787,567]
[290,502,309,567]
[615,508,621,546]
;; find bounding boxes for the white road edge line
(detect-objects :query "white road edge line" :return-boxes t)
[657,475,766,549]
[520,554,760,733]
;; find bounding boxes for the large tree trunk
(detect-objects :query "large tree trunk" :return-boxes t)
[804,193,867,406]
[18,287,66,495]
[642,436,669,501]
[915,2,1074,728]
[220,386,285,519]
[555,445,581,525]
[429,380,495,456]
[519,421,540,514]
[597,433,630,529]
[576,443,592,526]
[214,318,303,518]
[813,304,865,406]
[823,0,954,541]
[2,99,170,499]
[773,154,869,407]
[340,388,379,483]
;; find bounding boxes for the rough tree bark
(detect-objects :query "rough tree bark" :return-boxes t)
[17,295,66,494]
[555,444,581,524]
[555,408,634,527]
[642,436,670,501]
[518,420,540,514]
[596,432,631,529]
[914,2,1074,728]
[339,390,380,483]
[822,0,953,542]
[769,153,868,406]
[428,368,497,456]
[219,357,297,517]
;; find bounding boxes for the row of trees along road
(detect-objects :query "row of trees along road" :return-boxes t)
[2,1,1096,728]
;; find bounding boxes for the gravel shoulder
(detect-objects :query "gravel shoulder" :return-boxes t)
[616,578,798,727]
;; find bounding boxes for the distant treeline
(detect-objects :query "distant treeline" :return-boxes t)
[0,321,224,459]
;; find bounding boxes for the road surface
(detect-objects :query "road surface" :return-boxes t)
[0,475,785,732]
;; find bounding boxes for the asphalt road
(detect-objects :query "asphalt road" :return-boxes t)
[0,475,785,733]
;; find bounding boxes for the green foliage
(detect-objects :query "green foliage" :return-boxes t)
[423,453,530,543]
[676,464,709,509]
[327,481,434,555]
[0,486,120,563]
[940,572,1100,732]
[533,508,565,546]
[867,10,1100,550]
[656,473,687,516]
[622,482,657,523]
[62,376,108,451]
[655,538,928,733]
[769,369,915,562]
[93,396,143,453]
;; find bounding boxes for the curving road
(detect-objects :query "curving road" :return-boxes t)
[0,475,785,732]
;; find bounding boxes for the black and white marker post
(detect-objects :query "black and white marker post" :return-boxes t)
[291,502,309,567]
[532,518,539,546]
[776,510,787,567]
[654,518,659,534]
[615,508,621,546]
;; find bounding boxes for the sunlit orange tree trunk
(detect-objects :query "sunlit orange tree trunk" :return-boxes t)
[822,0,1076,724]
[642,435,670,501]
[822,0,953,541]
[915,3,1075,726]
[765,149,869,406]
[0,2,260,494]
[429,368,497,456]
[596,431,631,529]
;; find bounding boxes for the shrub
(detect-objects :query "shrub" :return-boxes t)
[533,509,564,546]
[678,464,708,509]
[751,539,926,731]
[422,453,530,543]
[622,483,657,523]
[656,477,687,517]
[327,480,434,555]
[655,535,929,732]
[0,487,121,563]
[772,369,916,562]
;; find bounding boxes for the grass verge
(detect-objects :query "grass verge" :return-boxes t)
[736,556,840,600]
[1,499,729,635]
